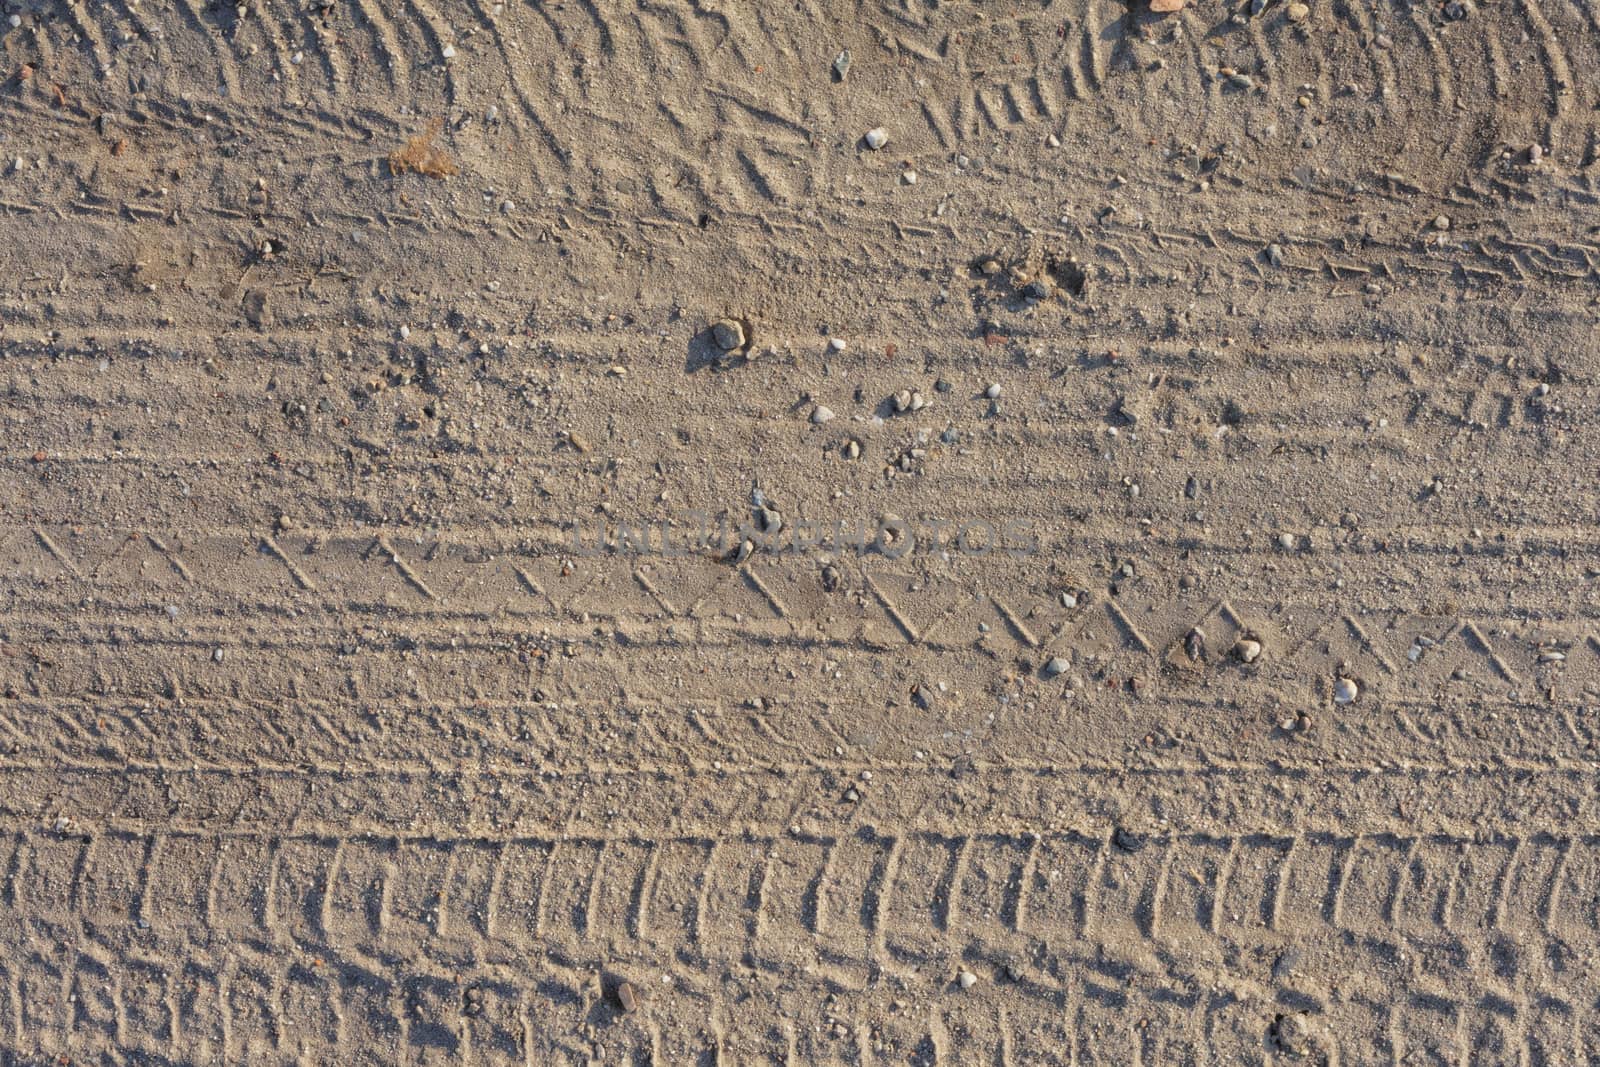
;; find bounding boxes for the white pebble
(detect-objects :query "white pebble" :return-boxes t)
[902,171,917,185]
[1333,677,1359,704]
[864,127,888,150]
[8,14,21,27]
[398,325,411,340]
[985,383,1001,399]
[957,970,978,990]
[442,44,456,59]
[829,338,847,352]
[810,406,835,424]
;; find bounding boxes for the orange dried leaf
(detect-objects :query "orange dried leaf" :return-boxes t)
[388,119,459,179]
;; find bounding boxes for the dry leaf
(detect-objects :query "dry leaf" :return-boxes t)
[388,119,459,179]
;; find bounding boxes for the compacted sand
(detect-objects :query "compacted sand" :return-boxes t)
[1,0,1598,1062]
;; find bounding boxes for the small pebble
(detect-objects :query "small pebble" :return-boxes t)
[617,982,638,1013]
[1333,677,1359,704]
[902,170,918,185]
[810,405,835,424]
[441,44,456,59]
[833,50,851,80]
[829,337,848,352]
[1287,1,1309,18]
[1113,828,1146,853]
[984,383,1002,399]
[1433,215,1451,231]
[1278,533,1296,550]
[1234,639,1262,663]
[957,970,978,990]
[711,319,745,351]
[864,127,888,150]
[1044,657,1069,677]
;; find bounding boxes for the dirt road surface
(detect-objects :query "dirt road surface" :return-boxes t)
[1,0,1598,1062]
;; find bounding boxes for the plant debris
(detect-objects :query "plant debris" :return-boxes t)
[388,119,459,179]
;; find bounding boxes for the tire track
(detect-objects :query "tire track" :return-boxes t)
[22,829,1599,1059]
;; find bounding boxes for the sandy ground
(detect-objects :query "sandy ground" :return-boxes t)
[1,0,1599,1063]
